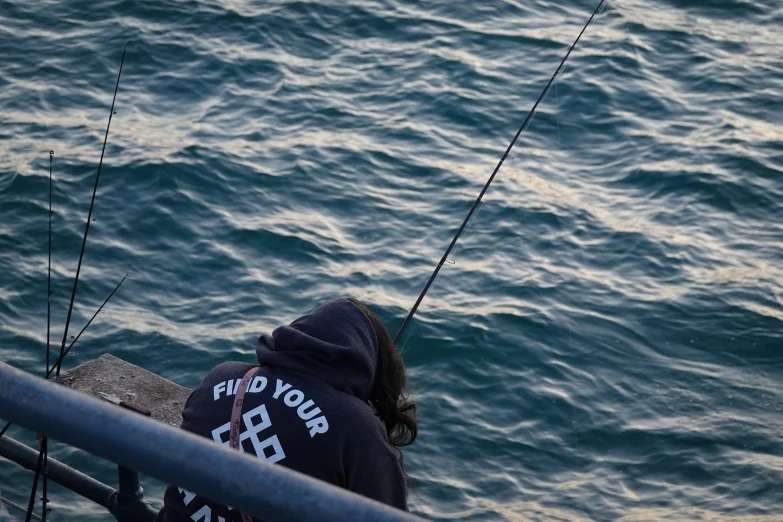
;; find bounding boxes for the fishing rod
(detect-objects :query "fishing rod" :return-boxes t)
[40,442,48,522]
[393,0,607,344]
[41,150,54,522]
[23,175,127,522]
[46,151,54,377]
[54,40,131,378]
[23,447,45,522]
[18,151,57,522]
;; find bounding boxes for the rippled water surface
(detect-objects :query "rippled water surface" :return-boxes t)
[1,0,782,520]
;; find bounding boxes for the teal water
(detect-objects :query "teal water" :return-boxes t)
[1,0,781,520]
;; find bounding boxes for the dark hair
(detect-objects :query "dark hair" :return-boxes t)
[348,298,418,448]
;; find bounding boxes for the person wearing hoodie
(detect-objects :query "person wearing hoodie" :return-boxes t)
[156,298,417,522]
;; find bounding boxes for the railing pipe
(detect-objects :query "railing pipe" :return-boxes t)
[0,362,422,522]
[1,496,43,521]
[0,435,115,508]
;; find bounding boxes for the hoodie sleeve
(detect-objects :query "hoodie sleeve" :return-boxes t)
[346,455,408,511]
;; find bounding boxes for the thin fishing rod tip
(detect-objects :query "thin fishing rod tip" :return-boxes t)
[49,150,54,157]
[124,40,132,49]
[384,0,606,343]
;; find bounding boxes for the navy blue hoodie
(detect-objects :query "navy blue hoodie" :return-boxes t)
[159,299,407,521]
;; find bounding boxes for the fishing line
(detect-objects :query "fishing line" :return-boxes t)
[55,40,131,377]
[445,200,485,266]
[393,0,607,344]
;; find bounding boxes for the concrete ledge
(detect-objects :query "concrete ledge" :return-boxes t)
[55,354,191,427]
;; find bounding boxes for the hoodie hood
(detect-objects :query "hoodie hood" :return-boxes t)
[256,299,379,401]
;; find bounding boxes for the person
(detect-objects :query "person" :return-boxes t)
[157,298,417,521]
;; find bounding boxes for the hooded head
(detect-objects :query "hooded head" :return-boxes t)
[256,298,379,401]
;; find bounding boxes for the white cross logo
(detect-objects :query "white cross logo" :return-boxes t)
[211,404,286,463]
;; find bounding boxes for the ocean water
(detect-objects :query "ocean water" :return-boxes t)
[1,0,781,520]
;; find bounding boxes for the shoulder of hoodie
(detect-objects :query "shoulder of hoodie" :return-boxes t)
[182,361,253,409]
[198,360,255,387]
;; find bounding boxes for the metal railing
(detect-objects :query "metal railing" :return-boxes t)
[0,362,422,522]
[0,434,115,507]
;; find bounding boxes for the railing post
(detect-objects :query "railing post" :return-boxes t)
[108,467,157,522]
[118,466,141,496]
